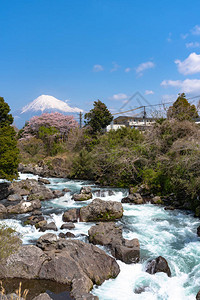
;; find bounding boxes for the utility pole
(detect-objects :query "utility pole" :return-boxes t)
[143,106,146,126]
[79,112,83,128]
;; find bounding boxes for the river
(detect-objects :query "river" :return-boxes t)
[0,173,200,300]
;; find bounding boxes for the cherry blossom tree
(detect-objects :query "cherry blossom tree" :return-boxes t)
[22,112,78,140]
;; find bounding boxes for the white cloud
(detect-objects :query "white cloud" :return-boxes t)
[175,52,200,75]
[167,32,172,42]
[145,90,154,95]
[186,42,200,48]
[109,93,128,101]
[93,64,104,72]
[125,67,131,73]
[161,79,200,94]
[191,25,200,35]
[136,61,155,76]
[110,62,120,72]
[181,33,189,40]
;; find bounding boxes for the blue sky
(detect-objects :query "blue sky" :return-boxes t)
[1,0,200,116]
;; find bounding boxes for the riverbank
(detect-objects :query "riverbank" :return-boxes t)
[0,173,200,299]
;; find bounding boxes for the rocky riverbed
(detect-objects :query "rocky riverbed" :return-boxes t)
[0,173,200,299]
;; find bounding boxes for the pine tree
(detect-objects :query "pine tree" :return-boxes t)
[167,93,199,121]
[84,100,113,134]
[0,97,19,180]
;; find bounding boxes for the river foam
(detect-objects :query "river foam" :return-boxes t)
[1,173,200,299]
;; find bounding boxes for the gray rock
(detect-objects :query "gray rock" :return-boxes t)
[38,178,50,184]
[25,215,45,226]
[88,222,140,264]
[32,210,42,215]
[0,204,7,214]
[88,222,122,246]
[1,239,118,300]
[151,196,163,205]
[62,208,78,222]
[36,233,58,251]
[7,194,22,202]
[93,190,115,197]
[112,240,140,264]
[60,222,75,230]
[73,193,92,201]
[80,186,92,194]
[7,199,41,214]
[39,222,58,232]
[197,226,200,237]
[0,245,47,279]
[73,186,92,201]
[9,179,54,200]
[53,190,64,198]
[121,193,144,204]
[33,293,52,300]
[145,256,171,277]
[80,198,123,222]
[62,188,71,193]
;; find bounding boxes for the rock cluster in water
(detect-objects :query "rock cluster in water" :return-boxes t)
[0,236,119,300]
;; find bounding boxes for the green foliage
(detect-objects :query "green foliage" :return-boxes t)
[0,97,13,127]
[0,126,19,181]
[0,98,19,180]
[167,93,199,121]
[71,149,94,180]
[38,126,60,156]
[71,127,145,186]
[71,119,200,211]
[84,100,113,134]
[0,224,22,260]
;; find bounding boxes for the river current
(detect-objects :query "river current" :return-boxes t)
[0,173,200,300]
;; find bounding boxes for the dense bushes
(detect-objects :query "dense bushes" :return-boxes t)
[71,120,200,208]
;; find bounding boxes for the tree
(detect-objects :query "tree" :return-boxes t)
[167,93,199,121]
[0,97,19,181]
[0,97,13,127]
[22,112,78,140]
[84,100,113,134]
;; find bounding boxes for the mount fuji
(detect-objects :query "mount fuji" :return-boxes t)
[14,95,83,128]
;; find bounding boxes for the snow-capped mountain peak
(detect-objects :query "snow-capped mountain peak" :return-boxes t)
[21,95,83,114]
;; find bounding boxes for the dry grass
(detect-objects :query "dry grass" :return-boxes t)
[0,281,28,299]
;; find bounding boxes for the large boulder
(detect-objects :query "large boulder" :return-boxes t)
[38,238,119,299]
[7,199,41,214]
[88,222,140,264]
[80,198,123,222]
[0,245,47,279]
[197,226,200,237]
[88,222,122,246]
[38,178,50,185]
[145,256,171,277]
[36,233,58,251]
[9,179,54,200]
[39,222,58,232]
[60,222,75,230]
[0,238,118,300]
[73,186,92,201]
[24,214,45,226]
[121,193,144,204]
[7,194,22,202]
[62,208,79,222]
[53,190,64,198]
